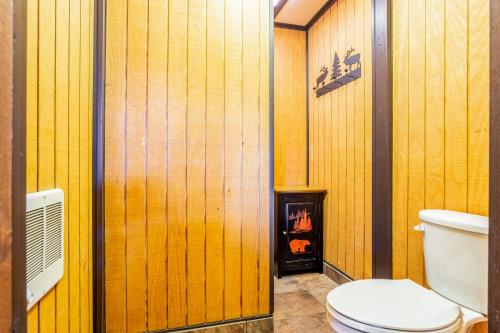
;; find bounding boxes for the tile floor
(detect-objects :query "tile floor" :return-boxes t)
[274,273,337,333]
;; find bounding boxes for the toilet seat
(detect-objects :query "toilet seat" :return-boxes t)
[326,279,463,333]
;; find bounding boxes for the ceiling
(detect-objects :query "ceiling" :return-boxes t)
[275,0,329,27]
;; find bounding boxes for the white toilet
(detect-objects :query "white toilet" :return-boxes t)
[326,209,488,333]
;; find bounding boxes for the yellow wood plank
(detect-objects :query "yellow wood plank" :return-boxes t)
[275,29,291,187]
[224,0,243,319]
[444,0,468,212]
[298,31,307,187]
[425,0,445,210]
[68,0,81,331]
[258,0,270,314]
[242,0,260,317]
[336,0,347,271]
[308,25,316,187]
[88,1,95,324]
[87,0,94,326]
[167,0,188,327]
[322,9,332,264]
[38,0,57,330]
[125,0,148,330]
[26,0,38,195]
[273,28,283,186]
[468,0,489,216]
[344,0,355,277]
[26,0,39,329]
[206,0,225,322]
[363,0,373,279]
[353,0,365,280]
[407,0,426,285]
[146,0,168,329]
[55,0,70,330]
[104,0,127,330]
[317,16,325,192]
[78,0,91,330]
[330,2,339,268]
[186,0,207,325]
[392,0,409,280]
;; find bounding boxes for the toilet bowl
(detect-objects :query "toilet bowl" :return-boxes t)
[326,210,488,333]
[326,279,485,333]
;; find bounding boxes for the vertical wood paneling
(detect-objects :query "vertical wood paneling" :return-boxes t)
[363,0,373,279]
[167,0,188,328]
[274,28,307,187]
[353,0,365,280]
[323,10,332,265]
[55,0,70,330]
[187,0,207,325]
[392,0,409,280]
[307,0,372,278]
[318,16,325,194]
[104,0,127,330]
[38,0,57,329]
[26,0,39,329]
[125,0,148,330]
[206,0,225,322]
[242,0,260,317]
[146,0,168,330]
[224,0,243,319]
[393,0,490,309]
[309,24,316,187]
[344,0,355,277]
[425,0,445,210]
[26,0,93,329]
[330,1,339,267]
[407,0,425,285]
[468,0,489,216]
[445,0,468,211]
[336,0,347,272]
[258,0,270,314]
[79,0,91,330]
[68,0,82,331]
[105,0,271,329]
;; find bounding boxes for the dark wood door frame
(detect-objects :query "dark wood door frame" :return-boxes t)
[0,0,27,331]
[371,0,392,279]
[489,1,500,331]
[92,0,105,332]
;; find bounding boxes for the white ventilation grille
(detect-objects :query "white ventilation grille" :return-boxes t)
[26,189,64,310]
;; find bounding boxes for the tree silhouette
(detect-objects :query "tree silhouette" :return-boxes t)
[332,52,342,80]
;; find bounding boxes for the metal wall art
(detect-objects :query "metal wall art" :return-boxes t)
[313,47,361,98]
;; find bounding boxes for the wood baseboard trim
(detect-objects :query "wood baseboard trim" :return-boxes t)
[323,261,353,285]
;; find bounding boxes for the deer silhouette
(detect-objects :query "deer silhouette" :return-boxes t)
[344,48,361,72]
[314,66,329,91]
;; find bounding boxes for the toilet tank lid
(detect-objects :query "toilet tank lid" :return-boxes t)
[419,209,488,235]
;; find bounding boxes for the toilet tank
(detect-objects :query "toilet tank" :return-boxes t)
[418,210,488,315]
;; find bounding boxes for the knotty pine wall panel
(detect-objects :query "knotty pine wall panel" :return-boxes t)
[26,0,94,331]
[307,0,373,280]
[274,28,307,187]
[104,0,271,330]
[392,0,489,285]
[392,1,489,331]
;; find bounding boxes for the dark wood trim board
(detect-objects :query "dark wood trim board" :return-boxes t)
[0,0,27,330]
[92,0,106,332]
[269,0,276,314]
[274,0,288,18]
[371,0,393,279]
[12,0,28,330]
[274,22,307,31]
[489,0,500,330]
